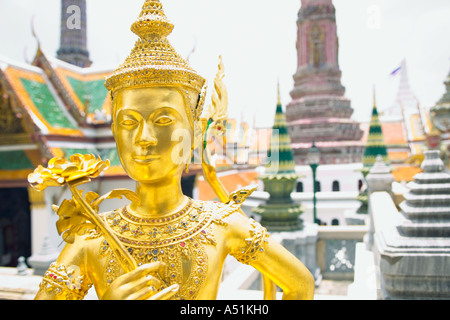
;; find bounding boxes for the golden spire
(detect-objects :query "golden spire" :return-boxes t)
[277,79,281,105]
[105,0,207,121]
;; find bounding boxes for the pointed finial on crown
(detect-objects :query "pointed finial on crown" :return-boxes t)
[131,0,174,39]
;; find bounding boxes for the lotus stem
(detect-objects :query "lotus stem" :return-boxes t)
[68,182,137,273]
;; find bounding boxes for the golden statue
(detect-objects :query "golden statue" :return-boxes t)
[30,0,314,300]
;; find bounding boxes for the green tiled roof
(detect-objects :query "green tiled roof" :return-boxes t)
[0,151,34,170]
[20,78,77,129]
[67,77,108,114]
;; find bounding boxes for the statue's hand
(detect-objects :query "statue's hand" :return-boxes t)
[101,262,179,300]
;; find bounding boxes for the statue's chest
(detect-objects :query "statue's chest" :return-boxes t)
[100,201,217,299]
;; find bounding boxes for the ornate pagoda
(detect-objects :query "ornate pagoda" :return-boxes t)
[286,0,364,165]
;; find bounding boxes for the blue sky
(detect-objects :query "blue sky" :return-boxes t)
[1,0,449,128]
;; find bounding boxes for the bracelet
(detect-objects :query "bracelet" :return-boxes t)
[40,262,92,300]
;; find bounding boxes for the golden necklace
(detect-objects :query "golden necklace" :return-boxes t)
[100,198,217,300]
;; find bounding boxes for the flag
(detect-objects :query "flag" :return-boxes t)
[390,66,401,77]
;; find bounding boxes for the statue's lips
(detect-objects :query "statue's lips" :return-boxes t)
[132,155,161,163]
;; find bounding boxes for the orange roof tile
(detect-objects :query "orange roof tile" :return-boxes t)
[360,120,407,145]
[382,122,407,145]
[198,171,259,201]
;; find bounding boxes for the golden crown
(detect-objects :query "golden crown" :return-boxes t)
[105,0,207,122]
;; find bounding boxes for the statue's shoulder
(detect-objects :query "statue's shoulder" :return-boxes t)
[194,185,258,223]
[193,186,270,265]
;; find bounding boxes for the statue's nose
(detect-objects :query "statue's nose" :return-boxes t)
[136,122,157,148]
[137,138,157,148]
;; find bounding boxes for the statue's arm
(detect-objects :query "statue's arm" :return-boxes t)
[252,235,315,300]
[34,236,93,300]
[226,214,315,300]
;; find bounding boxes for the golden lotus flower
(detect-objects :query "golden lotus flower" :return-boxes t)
[28,154,110,191]
[28,153,137,272]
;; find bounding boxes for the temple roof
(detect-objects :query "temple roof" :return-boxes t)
[0,51,126,186]
[1,61,81,136]
[51,62,111,123]
[33,50,112,124]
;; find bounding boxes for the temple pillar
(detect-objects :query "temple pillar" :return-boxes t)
[27,188,60,276]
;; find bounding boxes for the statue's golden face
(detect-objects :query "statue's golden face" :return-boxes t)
[112,87,193,183]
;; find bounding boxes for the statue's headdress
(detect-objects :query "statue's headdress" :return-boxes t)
[105,0,207,124]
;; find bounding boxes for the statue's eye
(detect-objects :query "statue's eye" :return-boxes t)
[120,119,138,127]
[155,116,174,126]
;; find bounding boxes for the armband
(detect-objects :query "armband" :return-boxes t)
[231,219,269,265]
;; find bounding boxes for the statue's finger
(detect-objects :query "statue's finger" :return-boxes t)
[148,284,179,300]
[113,261,165,287]
[132,274,163,294]
[127,285,157,300]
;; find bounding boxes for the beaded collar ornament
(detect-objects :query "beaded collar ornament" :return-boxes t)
[105,0,207,125]
[90,186,260,300]
[101,198,218,299]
